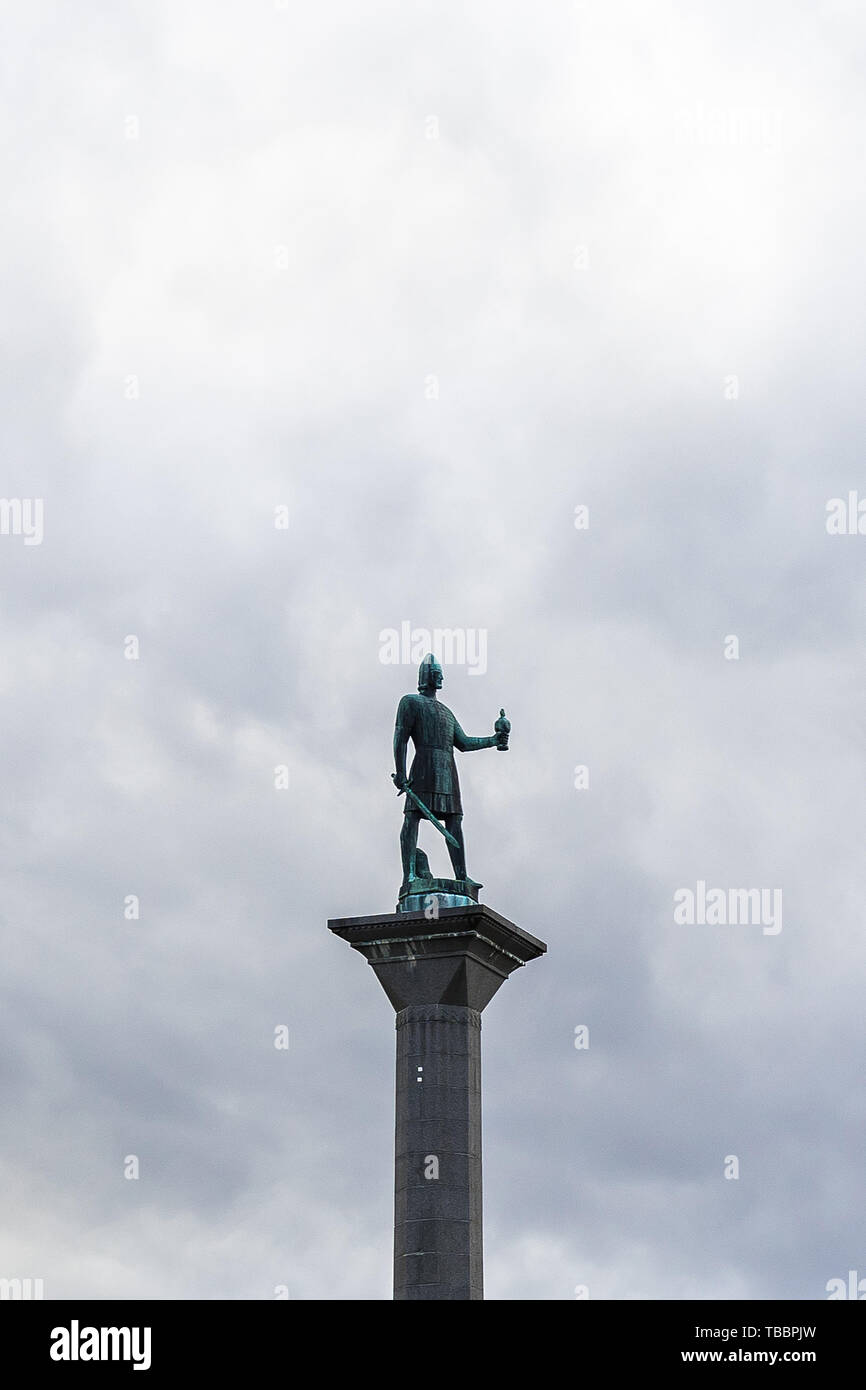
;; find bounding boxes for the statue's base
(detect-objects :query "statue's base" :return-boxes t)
[397,875,480,914]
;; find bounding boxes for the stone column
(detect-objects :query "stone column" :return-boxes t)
[394,1003,482,1299]
[328,903,546,1300]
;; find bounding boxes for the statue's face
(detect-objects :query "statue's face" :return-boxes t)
[420,657,443,692]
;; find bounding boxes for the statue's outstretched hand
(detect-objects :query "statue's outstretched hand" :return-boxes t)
[494,708,511,750]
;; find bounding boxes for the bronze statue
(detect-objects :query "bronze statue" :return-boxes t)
[392,654,508,909]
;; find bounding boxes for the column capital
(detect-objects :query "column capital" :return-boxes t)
[328,903,546,1012]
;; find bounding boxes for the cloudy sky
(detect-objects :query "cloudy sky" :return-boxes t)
[2,0,864,1300]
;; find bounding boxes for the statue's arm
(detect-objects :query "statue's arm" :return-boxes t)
[393,697,413,785]
[453,719,498,753]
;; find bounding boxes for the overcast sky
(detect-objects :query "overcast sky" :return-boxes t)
[2,0,865,1300]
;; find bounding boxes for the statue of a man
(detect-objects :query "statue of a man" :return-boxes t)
[393,654,507,895]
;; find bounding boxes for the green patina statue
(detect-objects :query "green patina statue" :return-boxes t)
[392,654,509,911]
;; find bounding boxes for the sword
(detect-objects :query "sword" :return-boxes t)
[391,774,461,849]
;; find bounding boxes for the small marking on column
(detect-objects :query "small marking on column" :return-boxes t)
[417,1066,423,1082]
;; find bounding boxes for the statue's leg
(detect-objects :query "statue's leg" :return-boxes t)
[400,812,419,889]
[444,814,466,880]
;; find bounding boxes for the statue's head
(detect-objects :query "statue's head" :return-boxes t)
[417,653,443,693]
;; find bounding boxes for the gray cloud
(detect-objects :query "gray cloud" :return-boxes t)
[1,0,863,1300]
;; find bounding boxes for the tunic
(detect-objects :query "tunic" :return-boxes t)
[394,693,490,817]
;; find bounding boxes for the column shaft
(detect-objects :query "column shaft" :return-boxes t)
[393,1004,482,1300]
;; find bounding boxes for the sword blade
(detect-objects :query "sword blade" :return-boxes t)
[401,784,461,849]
